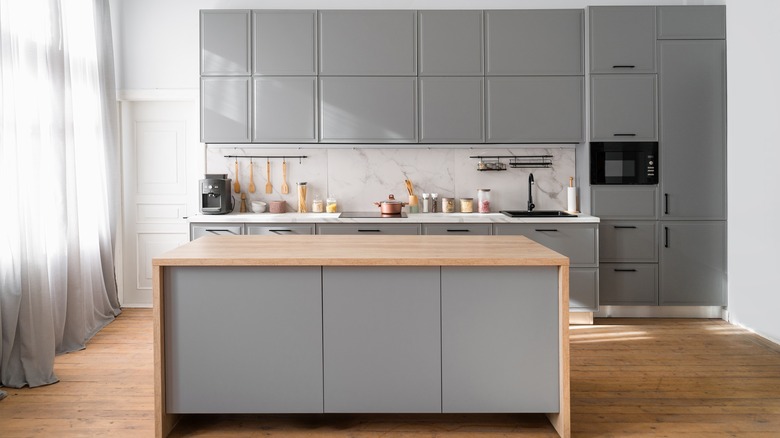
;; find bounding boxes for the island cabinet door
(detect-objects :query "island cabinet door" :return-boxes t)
[322,266,441,413]
[164,266,323,413]
[441,266,559,413]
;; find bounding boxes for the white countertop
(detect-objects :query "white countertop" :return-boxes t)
[187,212,600,224]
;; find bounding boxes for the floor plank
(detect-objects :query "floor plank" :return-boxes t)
[2,311,780,437]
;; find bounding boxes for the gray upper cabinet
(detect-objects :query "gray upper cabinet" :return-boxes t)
[253,11,317,75]
[590,74,657,141]
[201,77,251,143]
[486,76,583,143]
[253,77,317,142]
[418,10,483,76]
[486,10,584,75]
[657,6,726,40]
[659,221,726,306]
[420,77,484,143]
[320,77,417,143]
[200,10,251,76]
[659,40,726,220]
[319,11,417,76]
[589,6,656,74]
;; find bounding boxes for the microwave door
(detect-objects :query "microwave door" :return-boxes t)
[603,151,636,184]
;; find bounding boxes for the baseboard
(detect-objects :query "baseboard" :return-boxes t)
[595,305,725,319]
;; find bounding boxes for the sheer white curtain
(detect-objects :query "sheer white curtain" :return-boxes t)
[0,0,121,390]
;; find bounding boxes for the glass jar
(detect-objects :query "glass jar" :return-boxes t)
[431,193,439,213]
[442,197,455,213]
[421,193,430,213]
[297,182,307,213]
[460,198,473,213]
[311,194,324,213]
[326,196,338,213]
[478,189,491,213]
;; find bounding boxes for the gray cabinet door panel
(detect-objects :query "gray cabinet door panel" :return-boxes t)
[659,40,726,220]
[323,267,441,413]
[659,221,726,306]
[571,268,599,311]
[190,224,243,240]
[486,10,584,75]
[165,266,323,413]
[201,77,251,143]
[422,223,491,235]
[591,186,658,219]
[600,263,658,305]
[590,74,657,141]
[253,10,317,75]
[589,6,656,73]
[420,77,484,143]
[253,77,317,142]
[493,223,597,267]
[419,10,483,76]
[657,6,726,40]
[319,11,416,75]
[441,266,559,412]
[316,223,420,235]
[246,224,314,235]
[599,221,657,263]
[486,77,584,143]
[320,77,417,143]
[200,10,250,75]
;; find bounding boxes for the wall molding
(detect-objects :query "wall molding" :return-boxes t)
[118,89,198,102]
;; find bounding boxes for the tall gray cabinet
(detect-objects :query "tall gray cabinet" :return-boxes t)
[592,5,726,307]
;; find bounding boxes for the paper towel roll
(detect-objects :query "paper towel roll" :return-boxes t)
[567,187,577,212]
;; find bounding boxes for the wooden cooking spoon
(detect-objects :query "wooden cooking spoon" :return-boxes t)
[233,159,240,193]
[265,158,273,194]
[248,159,256,193]
[281,158,289,194]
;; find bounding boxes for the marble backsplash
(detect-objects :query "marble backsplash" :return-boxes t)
[205,146,577,213]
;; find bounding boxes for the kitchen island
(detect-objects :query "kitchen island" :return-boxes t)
[153,235,570,438]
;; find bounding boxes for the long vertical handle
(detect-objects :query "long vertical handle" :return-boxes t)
[664,226,669,248]
[664,193,669,215]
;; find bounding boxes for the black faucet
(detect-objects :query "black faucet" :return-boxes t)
[527,173,535,212]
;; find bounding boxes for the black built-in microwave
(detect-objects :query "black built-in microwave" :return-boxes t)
[590,142,658,185]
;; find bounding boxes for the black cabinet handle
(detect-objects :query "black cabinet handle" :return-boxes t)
[357,229,381,233]
[535,229,559,232]
[613,225,637,229]
[612,65,636,69]
[664,194,669,215]
[664,226,669,248]
[614,268,638,272]
[446,229,470,233]
[613,133,637,137]
[269,229,294,234]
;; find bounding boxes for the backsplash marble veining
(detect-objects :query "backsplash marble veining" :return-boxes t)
[206,146,576,213]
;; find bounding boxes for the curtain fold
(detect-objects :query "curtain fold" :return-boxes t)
[0,0,121,389]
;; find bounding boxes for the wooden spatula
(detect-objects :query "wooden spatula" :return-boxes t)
[234,159,240,193]
[265,158,273,194]
[281,158,289,194]
[248,159,255,193]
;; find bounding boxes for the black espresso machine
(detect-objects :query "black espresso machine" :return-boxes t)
[199,174,234,214]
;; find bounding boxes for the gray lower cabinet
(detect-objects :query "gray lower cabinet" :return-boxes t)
[165,266,323,413]
[659,40,726,220]
[600,263,658,305]
[486,76,584,143]
[570,268,599,311]
[590,74,657,141]
[441,266,559,412]
[200,10,250,75]
[252,77,317,142]
[318,10,417,76]
[418,10,483,76]
[659,221,726,306]
[485,9,584,75]
[657,6,726,40]
[591,186,658,220]
[589,6,656,74]
[422,223,491,235]
[190,223,243,240]
[322,267,441,412]
[201,77,251,143]
[493,223,597,267]
[246,224,314,235]
[317,223,420,235]
[599,221,657,263]
[252,10,317,75]
[419,77,484,143]
[320,77,417,143]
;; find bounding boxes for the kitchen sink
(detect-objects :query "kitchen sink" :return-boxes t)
[500,210,578,218]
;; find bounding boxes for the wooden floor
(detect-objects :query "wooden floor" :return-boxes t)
[2,309,780,437]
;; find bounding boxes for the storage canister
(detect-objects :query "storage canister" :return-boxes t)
[478,189,491,213]
[460,198,473,213]
[442,197,455,213]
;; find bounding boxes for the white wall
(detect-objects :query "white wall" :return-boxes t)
[726,1,780,343]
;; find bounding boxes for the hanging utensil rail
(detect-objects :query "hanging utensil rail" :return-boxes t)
[224,155,308,164]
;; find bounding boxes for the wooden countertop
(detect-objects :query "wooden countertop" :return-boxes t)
[153,235,569,267]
